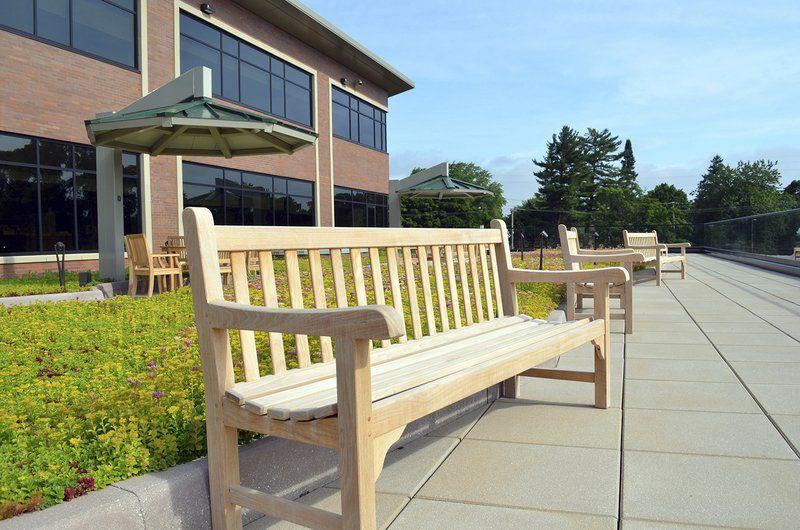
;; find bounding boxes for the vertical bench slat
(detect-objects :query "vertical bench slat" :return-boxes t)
[231,251,260,382]
[330,249,348,308]
[368,248,392,348]
[489,244,504,318]
[402,247,423,339]
[386,248,408,343]
[479,244,495,319]
[284,250,311,368]
[257,250,286,374]
[444,245,462,328]
[308,249,334,362]
[431,245,450,332]
[456,245,474,325]
[416,246,437,335]
[350,248,368,306]
[468,244,485,322]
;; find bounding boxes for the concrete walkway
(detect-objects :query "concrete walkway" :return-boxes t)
[248,254,800,529]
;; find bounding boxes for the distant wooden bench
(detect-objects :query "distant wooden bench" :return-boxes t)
[184,207,627,530]
[559,225,644,333]
[623,230,690,286]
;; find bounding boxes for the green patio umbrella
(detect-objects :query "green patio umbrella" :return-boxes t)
[85,96,317,158]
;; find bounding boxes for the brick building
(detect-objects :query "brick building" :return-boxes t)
[0,0,413,277]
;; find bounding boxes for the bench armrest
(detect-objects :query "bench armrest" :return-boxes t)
[571,252,645,264]
[578,248,639,255]
[664,242,691,248]
[506,266,629,285]
[205,300,405,340]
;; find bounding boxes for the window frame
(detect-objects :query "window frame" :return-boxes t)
[182,161,315,227]
[331,87,387,153]
[0,0,139,71]
[178,11,315,129]
[333,185,388,227]
[0,130,142,256]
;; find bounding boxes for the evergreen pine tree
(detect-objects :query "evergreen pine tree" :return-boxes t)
[618,139,639,188]
[533,125,592,225]
[583,128,622,206]
[692,155,729,224]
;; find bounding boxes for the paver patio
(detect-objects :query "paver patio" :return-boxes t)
[247,254,800,529]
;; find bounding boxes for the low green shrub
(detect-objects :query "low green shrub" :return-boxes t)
[0,254,564,519]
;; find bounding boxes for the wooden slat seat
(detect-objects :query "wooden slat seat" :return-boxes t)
[226,316,597,421]
[183,208,628,530]
[622,229,690,285]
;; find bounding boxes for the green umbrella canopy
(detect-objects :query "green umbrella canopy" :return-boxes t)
[395,175,493,199]
[84,97,317,158]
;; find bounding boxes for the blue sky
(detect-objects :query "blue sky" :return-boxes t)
[304,0,800,211]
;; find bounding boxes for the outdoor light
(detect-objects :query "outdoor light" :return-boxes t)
[356,79,364,86]
[54,242,66,291]
[538,230,549,270]
[200,3,215,15]
[593,231,600,249]
[340,77,348,86]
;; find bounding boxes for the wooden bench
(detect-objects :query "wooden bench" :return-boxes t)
[622,230,690,285]
[559,225,644,334]
[183,207,628,530]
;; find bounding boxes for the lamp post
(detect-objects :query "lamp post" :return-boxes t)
[54,242,66,291]
[539,230,549,270]
[593,231,600,250]
[518,232,526,261]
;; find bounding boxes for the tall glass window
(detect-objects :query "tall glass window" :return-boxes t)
[179,12,313,127]
[331,87,387,152]
[182,162,314,227]
[0,132,141,255]
[0,0,137,68]
[333,186,387,227]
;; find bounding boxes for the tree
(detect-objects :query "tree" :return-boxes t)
[784,179,800,205]
[583,128,621,202]
[692,155,730,224]
[400,162,505,228]
[532,125,592,225]
[644,184,691,242]
[618,139,639,188]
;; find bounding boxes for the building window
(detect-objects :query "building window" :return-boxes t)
[0,131,141,255]
[0,0,137,68]
[179,12,313,128]
[333,186,387,227]
[182,162,314,227]
[331,87,387,152]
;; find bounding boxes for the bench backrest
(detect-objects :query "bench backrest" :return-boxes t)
[623,230,659,259]
[557,225,582,271]
[183,207,515,384]
[124,234,152,269]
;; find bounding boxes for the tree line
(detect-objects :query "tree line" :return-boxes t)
[399,125,799,250]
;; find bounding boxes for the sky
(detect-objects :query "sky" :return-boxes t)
[304,0,800,212]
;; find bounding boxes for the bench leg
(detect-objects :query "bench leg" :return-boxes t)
[337,338,376,530]
[655,256,662,286]
[593,339,610,409]
[207,423,243,529]
[128,272,137,297]
[501,376,519,399]
[623,264,634,334]
[681,258,686,280]
[566,282,576,321]
[576,293,583,309]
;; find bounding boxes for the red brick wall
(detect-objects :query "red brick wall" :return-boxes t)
[0,260,99,279]
[0,0,392,277]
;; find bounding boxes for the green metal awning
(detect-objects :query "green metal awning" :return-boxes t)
[395,175,493,199]
[85,97,317,158]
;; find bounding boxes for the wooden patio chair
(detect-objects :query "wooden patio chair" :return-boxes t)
[622,230,690,285]
[163,235,232,284]
[124,234,182,297]
[559,225,644,333]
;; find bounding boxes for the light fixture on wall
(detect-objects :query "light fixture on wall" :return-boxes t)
[200,3,215,15]
[340,77,348,86]
[356,79,364,86]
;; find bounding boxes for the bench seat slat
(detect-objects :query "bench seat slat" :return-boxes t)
[267,320,574,421]
[225,316,532,405]
[228,317,594,420]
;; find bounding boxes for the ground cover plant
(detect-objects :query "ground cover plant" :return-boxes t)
[0,251,565,518]
[0,272,100,298]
